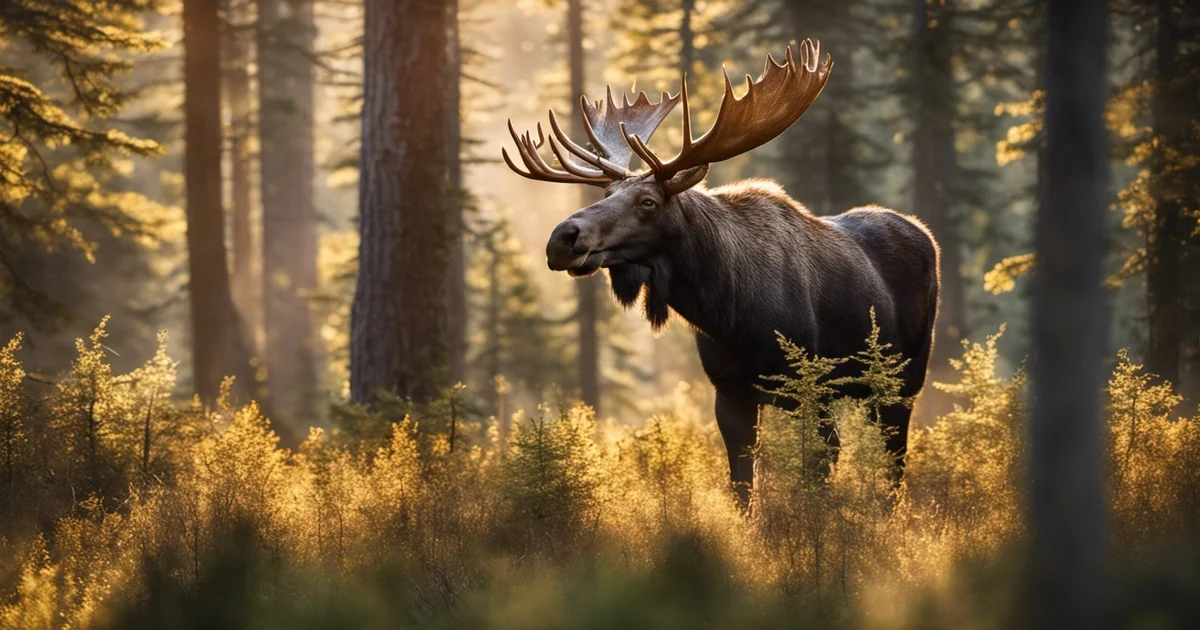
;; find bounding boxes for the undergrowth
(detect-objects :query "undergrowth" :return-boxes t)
[0,320,1198,628]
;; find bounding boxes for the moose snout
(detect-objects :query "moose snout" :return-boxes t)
[546,220,586,270]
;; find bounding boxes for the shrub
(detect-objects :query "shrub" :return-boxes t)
[1,318,1199,628]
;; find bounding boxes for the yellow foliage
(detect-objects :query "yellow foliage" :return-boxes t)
[983,253,1035,294]
[909,328,1025,546]
[0,320,1198,626]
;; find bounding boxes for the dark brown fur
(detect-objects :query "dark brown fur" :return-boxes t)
[546,174,940,500]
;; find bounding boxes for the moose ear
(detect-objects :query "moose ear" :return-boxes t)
[662,164,709,196]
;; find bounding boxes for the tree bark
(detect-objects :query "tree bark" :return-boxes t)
[568,0,602,413]
[912,0,965,371]
[183,0,255,402]
[679,0,694,76]
[350,0,449,404]
[1146,0,1184,388]
[257,0,319,426]
[1028,0,1109,627]
[446,0,468,386]
[223,0,257,345]
[823,49,858,215]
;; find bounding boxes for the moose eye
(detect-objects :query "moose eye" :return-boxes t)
[640,198,656,209]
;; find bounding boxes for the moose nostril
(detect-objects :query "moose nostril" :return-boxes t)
[547,221,586,271]
[555,222,581,250]
[556,223,576,246]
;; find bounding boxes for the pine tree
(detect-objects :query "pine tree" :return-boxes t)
[222,0,259,345]
[830,308,911,425]
[910,0,966,373]
[468,215,573,412]
[1111,0,1200,396]
[0,334,27,497]
[993,1,1200,397]
[1028,0,1109,624]
[350,0,450,404]
[0,1,164,324]
[446,0,469,387]
[183,0,258,403]
[567,0,604,413]
[258,0,320,430]
[725,0,893,213]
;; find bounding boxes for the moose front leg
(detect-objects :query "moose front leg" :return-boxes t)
[714,388,759,508]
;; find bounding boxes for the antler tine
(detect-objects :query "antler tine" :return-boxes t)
[547,134,607,179]
[643,42,833,182]
[619,121,665,173]
[501,147,534,179]
[500,85,678,185]
[503,119,608,185]
[525,131,607,183]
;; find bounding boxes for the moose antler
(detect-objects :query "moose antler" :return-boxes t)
[501,120,610,185]
[503,89,680,186]
[623,39,832,183]
[502,40,832,187]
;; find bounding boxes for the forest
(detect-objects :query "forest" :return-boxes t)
[0,0,1198,627]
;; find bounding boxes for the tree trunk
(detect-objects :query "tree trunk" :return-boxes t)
[182,0,255,403]
[912,0,965,371]
[679,0,695,75]
[1146,0,1183,388]
[446,0,468,386]
[350,0,449,404]
[486,234,501,401]
[1028,0,1109,627]
[823,51,859,215]
[223,0,257,346]
[568,0,602,413]
[257,0,319,428]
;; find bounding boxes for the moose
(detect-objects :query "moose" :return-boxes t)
[502,40,939,502]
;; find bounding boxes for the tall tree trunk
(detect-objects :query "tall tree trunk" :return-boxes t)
[679,0,695,75]
[823,50,859,214]
[223,0,258,348]
[568,0,602,413]
[446,0,468,386]
[912,0,965,372]
[778,3,867,215]
[1028,0,1109,626]
[183,0,255,402]
[1146,0,1184,388]
[351,0,449,404]
[258,0,318,428]
[486,235,501,405]
[1178,5,1200,401]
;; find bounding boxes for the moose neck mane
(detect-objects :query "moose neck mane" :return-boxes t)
[608,179,830,343]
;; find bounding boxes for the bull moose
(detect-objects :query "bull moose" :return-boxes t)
[502,41,940,502]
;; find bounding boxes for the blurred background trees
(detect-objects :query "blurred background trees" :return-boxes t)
[257,0,320,427]
[182,0,258,406]
[2,0,1200,626]
[4,0,1199,436]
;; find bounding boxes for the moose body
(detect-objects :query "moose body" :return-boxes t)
[557,177,939,499]
[503,41,939,500]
